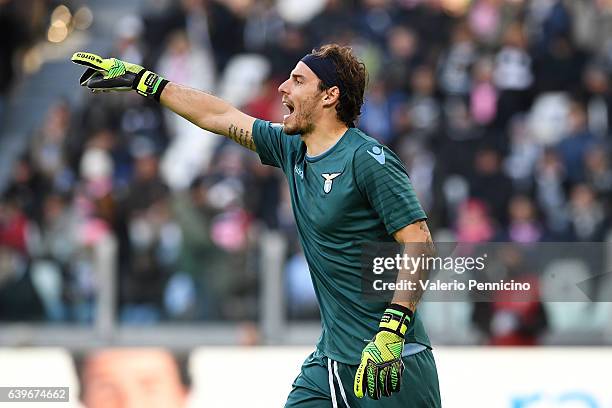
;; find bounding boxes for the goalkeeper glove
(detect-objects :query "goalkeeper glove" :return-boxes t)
[70,52,168,100]
[354,303,413,400]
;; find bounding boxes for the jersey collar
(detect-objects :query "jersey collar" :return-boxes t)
[305,128,351,163]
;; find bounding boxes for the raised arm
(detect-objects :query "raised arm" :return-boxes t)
[70,52,257,151]
[159,82,256,151]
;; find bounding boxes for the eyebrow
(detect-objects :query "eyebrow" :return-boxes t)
[291,73,305,80]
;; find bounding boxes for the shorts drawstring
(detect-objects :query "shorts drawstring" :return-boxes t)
[333,360,351,407]
[327,358,338,408]
[327,358,352,408]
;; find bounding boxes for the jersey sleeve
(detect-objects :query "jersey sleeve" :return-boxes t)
[251,119,298,170]
[354,143,427,235]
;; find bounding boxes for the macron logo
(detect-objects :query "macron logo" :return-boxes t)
[367,146,385,165]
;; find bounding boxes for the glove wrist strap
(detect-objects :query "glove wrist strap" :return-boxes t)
[133,70,169,101]
[153,79,169,101]
[379,303,413,337]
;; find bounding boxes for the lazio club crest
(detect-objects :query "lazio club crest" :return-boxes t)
[321,172,342,194]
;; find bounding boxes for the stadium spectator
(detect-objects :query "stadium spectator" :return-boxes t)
[470,147,514,226]
[438,22,476,97]
[556,100,597,183]
[533,148,569,237]
[360,78,395,144]
[584,146,612,199]
[383,25,421,91]
[566,183,609,241]
[472,248,548,346]
[0,188,44,320]
[454,199,497,243]
[493,22,534,130]
[505,195,544,243]
[470,56,498,126]
[580,63,612,138]
[29,192,77,321]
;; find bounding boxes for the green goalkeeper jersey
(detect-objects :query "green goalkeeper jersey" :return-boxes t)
[252,119,431,364]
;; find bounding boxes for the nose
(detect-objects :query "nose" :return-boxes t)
[278,78,290,95]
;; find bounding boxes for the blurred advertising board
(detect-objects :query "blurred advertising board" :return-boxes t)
[0,347,610,407]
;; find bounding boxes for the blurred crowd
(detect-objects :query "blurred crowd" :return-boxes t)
[1,0,612,344]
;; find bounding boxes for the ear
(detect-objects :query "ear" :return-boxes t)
[322,86,340,108]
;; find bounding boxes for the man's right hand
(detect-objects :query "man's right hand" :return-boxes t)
[71,52,168,100]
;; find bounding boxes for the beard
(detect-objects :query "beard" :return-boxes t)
[284,117,315,135]
[283,95,318,136]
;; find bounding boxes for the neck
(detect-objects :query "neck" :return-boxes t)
[302,117,349,157]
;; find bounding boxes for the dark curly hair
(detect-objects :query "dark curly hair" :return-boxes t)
[311,44,367,127]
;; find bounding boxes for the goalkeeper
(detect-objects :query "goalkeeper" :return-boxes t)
[71,45,441,407]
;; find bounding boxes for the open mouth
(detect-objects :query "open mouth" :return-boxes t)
[283,100,295,120]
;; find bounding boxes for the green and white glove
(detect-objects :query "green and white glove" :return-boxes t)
[354,303,413,400]
[71,52,168,100]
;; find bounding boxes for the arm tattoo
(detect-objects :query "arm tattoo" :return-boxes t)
[418,221,436,255]
[228,124,256,151]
